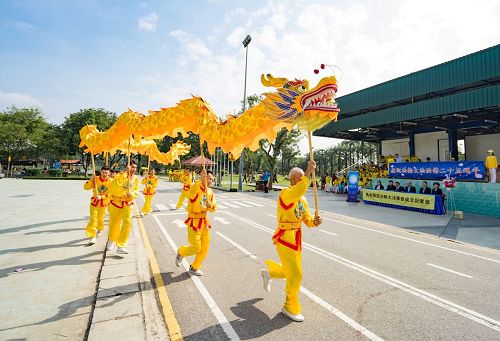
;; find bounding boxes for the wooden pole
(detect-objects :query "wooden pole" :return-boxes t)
[199,135,207,188]
[90,152,98,196]
[147,155,151,171]
[127,137,131,194]
[307,131,319,217]
[105,152,109,167]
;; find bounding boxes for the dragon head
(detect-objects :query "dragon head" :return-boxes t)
[261,73,339,130]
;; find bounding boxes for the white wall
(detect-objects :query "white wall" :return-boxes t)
[465,133,500,161]
[381,138,409,155]
[415,131,448,161]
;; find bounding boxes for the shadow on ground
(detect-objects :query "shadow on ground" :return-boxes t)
[183,298,292,340]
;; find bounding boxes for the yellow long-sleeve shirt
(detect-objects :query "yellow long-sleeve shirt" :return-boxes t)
[182,173,193,191]
[486,155,498,169]
[108,172,140,208]
[184,180,217,231]
[274,175,315,251]
[142,175,159,195]
[83,175,113,207]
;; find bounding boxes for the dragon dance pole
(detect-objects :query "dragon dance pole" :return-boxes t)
[307,131,319,218]
[105,152,109,167]
[127,137,131,194]
[90,152,98,195]
[147,155,151,171]
[199,135,207,189]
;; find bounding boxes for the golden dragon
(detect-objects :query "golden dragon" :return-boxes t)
[79,74,340,159]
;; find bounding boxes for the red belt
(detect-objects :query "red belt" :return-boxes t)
[272,228,302,251]
[110,200,134,209]
[183,185,191,191]
[184,217,211,232]
[90,197,107,207]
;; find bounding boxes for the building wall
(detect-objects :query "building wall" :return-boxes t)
[465,133,500,161]
[414,131,448,161]
[381,138,409,156]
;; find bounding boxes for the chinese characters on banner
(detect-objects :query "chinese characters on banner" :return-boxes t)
[362,189,436,210]
[389,161,485,180]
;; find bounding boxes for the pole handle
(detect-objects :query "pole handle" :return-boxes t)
[307,131,319,217]
[90,152,98,196]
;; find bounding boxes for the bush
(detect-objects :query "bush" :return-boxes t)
[48,169,63,177]
[25,168,42,176]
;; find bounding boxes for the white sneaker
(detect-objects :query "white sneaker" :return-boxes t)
[116,247,129,254]
[188,266,203,276]
[140,212,144,217]
[281,307,304,322]
[106,241,115,251]
[261,269,271,292]
[96,231,103,238]
[175,253,183,267]
[88,237,97,245]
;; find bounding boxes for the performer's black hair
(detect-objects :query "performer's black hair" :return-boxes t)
[101,166,110,171]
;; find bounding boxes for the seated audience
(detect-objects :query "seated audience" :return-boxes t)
[404,181,416,193]
[386,180,396,191]
[419,181,431,194]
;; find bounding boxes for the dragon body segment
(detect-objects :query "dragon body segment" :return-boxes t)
[79,74,340,158]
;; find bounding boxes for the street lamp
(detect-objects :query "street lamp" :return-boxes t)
[238,34,251,192]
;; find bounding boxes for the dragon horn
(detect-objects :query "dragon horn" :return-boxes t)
[261,73,289,88]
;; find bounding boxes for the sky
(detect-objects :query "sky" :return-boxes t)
[1,0,499,154]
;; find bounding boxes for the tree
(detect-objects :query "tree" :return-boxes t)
[0,107,56,167]
[259,128,302,188]
[60,108,117,177]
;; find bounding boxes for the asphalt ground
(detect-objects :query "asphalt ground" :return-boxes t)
[140,180,500,341]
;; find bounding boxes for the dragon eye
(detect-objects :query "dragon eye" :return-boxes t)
[297,85,307,93]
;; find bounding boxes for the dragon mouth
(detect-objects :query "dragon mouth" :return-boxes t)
[301,84,339,111]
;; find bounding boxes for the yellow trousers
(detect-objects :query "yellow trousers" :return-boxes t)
[176,190,188,208]
[265,243,303,315]
[141,194,154,214]
[108,204,133,248]
[85,205,107,238]
[178,225,210,270]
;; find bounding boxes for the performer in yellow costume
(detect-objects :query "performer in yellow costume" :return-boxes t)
[107,162,140,254]
[176,169,193,209]
[175,169,216,276]
[262,161,322,322]
[141,168,159,215]
[83,166,112,245]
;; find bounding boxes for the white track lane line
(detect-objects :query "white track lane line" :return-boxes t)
[427,263,474,279]
[155,204,168,211]
[152,215,240,341]
[321,217,500,265]
[320,230,338,237]
[220,201,240,208]
[229,201,253,207]
[215,231,258,259]
[214,230,383,341]
[266,214,276,218]
[223,211,500,332]
[216,203,228,209]
[241,200,265,207]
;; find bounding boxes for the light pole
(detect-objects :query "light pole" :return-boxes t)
[238,34,251,192]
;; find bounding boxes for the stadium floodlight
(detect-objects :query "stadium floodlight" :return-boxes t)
[238,35,252,191]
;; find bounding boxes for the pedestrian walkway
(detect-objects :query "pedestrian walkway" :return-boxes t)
[0,179,168,340]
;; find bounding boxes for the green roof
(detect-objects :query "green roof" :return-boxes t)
[316,44,500,137]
